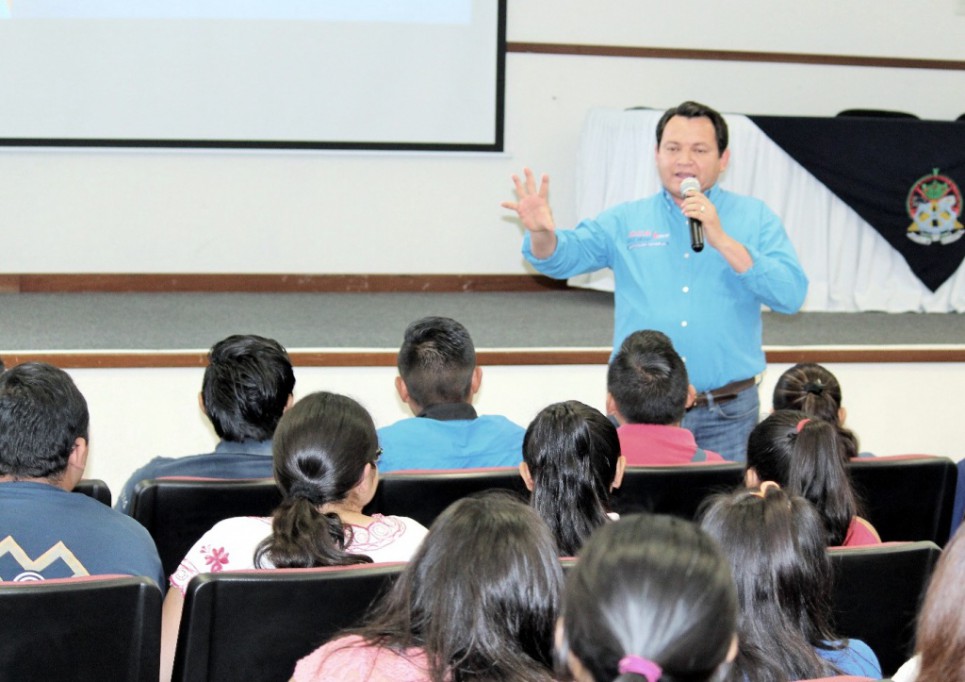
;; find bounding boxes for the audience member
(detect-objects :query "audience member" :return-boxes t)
[0,362,163,586]
[520,400,624,555]
[160,391,429,681]
[746,409,880,546]
[891,524,965,682]
[773,363,862,458]
[292,492,562,681]
[558,514,738,682]
[700,485,882,681]
[116,333,295,513]
[606,330,725,464]
[377,316,525,472]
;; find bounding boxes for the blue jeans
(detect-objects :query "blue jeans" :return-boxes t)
[681,383,761,463]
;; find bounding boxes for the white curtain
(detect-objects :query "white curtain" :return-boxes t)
[571,108,965,312]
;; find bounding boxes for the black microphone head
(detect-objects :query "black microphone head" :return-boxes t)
[679,176,701,196]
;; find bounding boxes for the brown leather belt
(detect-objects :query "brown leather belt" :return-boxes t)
[692,377,757,408]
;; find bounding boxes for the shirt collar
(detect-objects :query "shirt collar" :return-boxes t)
[214,439,273,455]
[417,403,478,421]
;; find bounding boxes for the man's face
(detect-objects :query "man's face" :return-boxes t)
[655,115,730,202]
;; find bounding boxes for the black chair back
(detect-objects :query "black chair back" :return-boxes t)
[0,574,161,681]
[73,478,112,506]
[364,467,529,527]
[829,540,941,677]
[173,563,404,682]
[130,477,283,577]
[611,463,744,519]
[847,456,956,545]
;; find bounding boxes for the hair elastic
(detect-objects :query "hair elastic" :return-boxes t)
[795,418,810,433]
[618,655,662,682]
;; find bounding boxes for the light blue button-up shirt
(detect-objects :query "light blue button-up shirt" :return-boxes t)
[523,185,808,392]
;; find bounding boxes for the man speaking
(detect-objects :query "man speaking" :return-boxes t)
[502,101,808,461]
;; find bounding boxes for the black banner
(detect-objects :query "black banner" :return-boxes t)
[751,116,965,292]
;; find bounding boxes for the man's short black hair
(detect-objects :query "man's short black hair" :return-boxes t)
[607,330,689,425]
[397,316,476,408]
[656,101,729,154]
[0,362,90,480]
[202,334,295,442]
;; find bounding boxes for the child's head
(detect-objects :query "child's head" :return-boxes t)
[746,409,858,545]
[559,514,737,682]
[700,486,842,681]
[522,400,624,555]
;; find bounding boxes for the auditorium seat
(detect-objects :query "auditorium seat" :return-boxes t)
[829,540,941,677]
[130,477,282,577]
[73,478,112,506]
[836,108,919,119]
[846,455,956,545]
[610,463,744,519]
[363,467,529,527]
[0,574,161,681]
[172,563,404,682]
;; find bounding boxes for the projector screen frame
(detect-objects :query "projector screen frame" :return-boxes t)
[0,0,507,153]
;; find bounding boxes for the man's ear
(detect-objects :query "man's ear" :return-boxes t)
[469,367,483,396]
[610,455,626,491]
[66,437,89,479]
[518,462,534,491]
[745,467,760,488]
[395,376,410,403]
[838,405,848,426]
[686,384,698,409]
[719,147,731,173]
[284,394,294,411]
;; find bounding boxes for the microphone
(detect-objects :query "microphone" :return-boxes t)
[680,176,704,252]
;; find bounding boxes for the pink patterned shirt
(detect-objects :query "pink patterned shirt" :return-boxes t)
[170,514,428,595]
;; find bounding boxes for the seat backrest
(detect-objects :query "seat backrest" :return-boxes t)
[73,478,112,506]
[846,456,956,545]
[0,574,161,681]
[829,540,941,677]
[611,463,744,520]
[173,563,405,682]
[364,467,529,527]
[130,477,283,577]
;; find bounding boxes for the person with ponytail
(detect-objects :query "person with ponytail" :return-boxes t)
[520,400,625,556]
[772,363,863,459]
[557,513,739,682]
[159,391,429,681]
[745,409,879,547]
[293,492,562,682]
[699,485,882,681]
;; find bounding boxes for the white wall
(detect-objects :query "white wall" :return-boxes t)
[1,0,962,274]
[75,360,964,500]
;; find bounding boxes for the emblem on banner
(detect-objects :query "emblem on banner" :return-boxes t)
[906,169,964,245]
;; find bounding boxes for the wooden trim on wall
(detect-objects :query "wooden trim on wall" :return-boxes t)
[506,42,965,72]
[0,274,570,294]
[3,347,963,370]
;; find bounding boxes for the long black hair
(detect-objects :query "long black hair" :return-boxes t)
[699,487,846,682]
[559,514,738,682]
[746,409,860,545]
[523,400,621,555]
[339,492,562,682]
[254,391,381,568]
[772,363,859,459]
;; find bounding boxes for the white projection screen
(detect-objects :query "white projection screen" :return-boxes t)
[0,0,506,151]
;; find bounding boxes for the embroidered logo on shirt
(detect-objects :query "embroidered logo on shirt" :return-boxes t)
[0,536,90,581]
[627,229,670,249]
